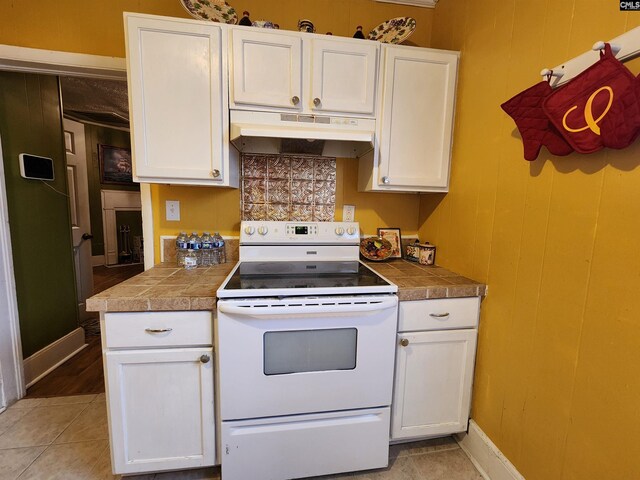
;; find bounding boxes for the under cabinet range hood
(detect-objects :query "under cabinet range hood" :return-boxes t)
[229,110,375,158]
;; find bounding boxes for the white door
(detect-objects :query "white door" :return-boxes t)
[105,347,215,475]
[391,329,477,440]
[310,38,378,115]
[378,46,458,190]
[231,29,302,110]
[63,119,93,322]
[0,366,5,410]
[126,16,227,182]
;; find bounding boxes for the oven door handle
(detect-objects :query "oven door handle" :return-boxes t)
[218,298,397,317]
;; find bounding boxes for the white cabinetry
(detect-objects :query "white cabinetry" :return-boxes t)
[230,28,379,116]
[310,38,378,115]
[391,297,479,440]
[231,29,302,110]
[125,14,238,186]
[102,311,215,475]
[359,44,459,192]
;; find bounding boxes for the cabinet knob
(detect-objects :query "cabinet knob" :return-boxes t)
[381,176,391,185]
[313,97,321,106]
[291,95,300,105]
[211,169,221,178]
[400,338,409,347]
[200,355,211,364]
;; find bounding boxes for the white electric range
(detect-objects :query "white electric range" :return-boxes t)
[216,221,398,480]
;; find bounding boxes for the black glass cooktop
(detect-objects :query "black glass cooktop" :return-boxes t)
[222,261,392,291]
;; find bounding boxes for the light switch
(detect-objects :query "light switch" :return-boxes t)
[343,205,355,222]
[166,200,180,221]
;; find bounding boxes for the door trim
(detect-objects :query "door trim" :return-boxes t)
[0,45,154,404]
[0,44,126,80]
[0,134,26,404]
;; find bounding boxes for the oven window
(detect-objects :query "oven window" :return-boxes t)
[263,328,357,375]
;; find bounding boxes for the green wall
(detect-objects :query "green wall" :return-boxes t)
[0,72,78,358]
[83,124,137,257]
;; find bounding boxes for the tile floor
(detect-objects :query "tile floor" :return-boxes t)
[0,395,484,479]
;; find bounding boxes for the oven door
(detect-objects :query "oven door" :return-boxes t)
[217,295,398,420]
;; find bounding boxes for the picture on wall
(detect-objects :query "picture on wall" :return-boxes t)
[99,144,133,185]
[377,227,403,259]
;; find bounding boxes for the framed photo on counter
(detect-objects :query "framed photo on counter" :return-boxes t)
[377,227,402,259]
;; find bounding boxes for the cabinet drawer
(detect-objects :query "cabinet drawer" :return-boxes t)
[104,311,212,348]
[398,297,479,332]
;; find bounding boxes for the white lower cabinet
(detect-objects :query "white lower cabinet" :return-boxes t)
[391,298,479,440]
[102,312,215,475]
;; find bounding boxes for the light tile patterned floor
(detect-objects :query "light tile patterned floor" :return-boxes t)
[0,396,484,479]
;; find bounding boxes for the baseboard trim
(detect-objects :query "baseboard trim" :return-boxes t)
[23,328,87,388]
[92,255,105,267]
[456,420,525,480]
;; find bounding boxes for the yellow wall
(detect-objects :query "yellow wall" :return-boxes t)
[153,158,421,262]
[0,0,433,57]
[419,1,640,479]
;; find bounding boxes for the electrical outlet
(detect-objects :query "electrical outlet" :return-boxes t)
[343,205,355,222]
[166,200,180,221]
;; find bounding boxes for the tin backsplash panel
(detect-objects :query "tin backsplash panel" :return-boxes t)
[242,154,336,222]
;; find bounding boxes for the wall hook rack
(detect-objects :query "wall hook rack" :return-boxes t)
[540,26,640,87]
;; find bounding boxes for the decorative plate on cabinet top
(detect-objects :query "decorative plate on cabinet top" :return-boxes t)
[368,17,417,44]
[179,0,238,24]
[360,237,393,261]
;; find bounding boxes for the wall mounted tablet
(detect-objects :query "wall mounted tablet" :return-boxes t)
[19,153,55,181]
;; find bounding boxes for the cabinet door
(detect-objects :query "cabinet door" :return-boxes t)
[231,29,302,110]
[378,46,458,190]
[126,16,227,183]
[105,348,215,474]
[310,39,378,115]
[391,329,477,440]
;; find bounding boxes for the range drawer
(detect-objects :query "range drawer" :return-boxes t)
[104,311,213,349]
[398,297,480,332]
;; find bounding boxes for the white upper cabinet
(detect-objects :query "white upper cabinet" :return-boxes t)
[230,29,378,117]
[126,14,238,186]
[231,29,303,110]
[358,44,459,192]
[310,38,378,115]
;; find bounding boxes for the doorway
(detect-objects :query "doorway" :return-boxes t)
[0,47,148,402]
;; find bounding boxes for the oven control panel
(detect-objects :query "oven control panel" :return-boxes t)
[240,221,360,244]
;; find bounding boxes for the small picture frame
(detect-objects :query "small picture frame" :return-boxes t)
[99,145,133,185]
[377,227,403,259]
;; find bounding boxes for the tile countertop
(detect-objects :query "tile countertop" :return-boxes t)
[86,260,486,313]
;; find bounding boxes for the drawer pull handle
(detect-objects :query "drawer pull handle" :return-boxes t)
[145,328,173,333]
[429,313,450,318]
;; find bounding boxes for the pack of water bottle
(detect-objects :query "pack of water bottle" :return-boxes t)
[175,231,226,269]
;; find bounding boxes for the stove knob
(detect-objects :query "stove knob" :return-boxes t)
[335,227,345,236]
[346,226,356,236]
[258,226,268,236]
[244,226,255,236]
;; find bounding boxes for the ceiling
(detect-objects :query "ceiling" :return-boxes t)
[60,76,129,130]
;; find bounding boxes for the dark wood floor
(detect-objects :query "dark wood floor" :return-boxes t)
[25,336,104,398]
[93,263,144,294]
[25,263,144,398]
